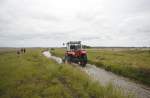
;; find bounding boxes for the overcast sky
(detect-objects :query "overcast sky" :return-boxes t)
[0,0,150,47]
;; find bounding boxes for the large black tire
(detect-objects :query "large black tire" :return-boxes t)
[64,55,71,63]
[80,55,87,67]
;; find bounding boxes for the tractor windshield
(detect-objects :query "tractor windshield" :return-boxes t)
[70,44,81,50]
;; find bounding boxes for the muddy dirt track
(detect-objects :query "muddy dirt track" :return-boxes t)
[43,51,150,98]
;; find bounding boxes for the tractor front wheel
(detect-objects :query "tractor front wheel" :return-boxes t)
[64,55,71,63]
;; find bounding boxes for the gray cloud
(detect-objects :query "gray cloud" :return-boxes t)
[0,0,150,47]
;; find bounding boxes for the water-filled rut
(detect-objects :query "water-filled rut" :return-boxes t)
[43,51,150,98]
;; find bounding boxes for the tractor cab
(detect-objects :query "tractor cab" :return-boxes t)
[66,41,82,51]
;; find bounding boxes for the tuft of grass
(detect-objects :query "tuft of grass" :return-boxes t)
[0,48,132,98]
[51,48,150,86]
[87,49,150,86]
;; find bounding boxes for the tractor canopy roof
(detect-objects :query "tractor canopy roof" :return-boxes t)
[67,41,81,45]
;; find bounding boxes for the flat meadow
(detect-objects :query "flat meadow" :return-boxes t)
[0,48,130,98]
[51,47,150,86]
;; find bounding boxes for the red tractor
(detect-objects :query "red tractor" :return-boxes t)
[64,41,87,67]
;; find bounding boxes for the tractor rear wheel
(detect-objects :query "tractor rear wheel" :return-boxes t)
[80,55,87,67]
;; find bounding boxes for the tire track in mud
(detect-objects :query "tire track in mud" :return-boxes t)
[43,51,150,98]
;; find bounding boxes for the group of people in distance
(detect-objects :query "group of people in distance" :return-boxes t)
[17,48,26,55]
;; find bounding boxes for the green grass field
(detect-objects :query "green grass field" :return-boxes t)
[51,48,150,86]
[0,48,130,98]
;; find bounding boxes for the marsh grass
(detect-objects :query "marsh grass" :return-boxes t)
[0,48,131,98]
[51,48,150,86]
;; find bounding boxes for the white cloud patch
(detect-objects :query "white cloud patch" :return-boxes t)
[0,0,150,47]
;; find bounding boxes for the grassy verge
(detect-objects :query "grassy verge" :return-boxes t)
[51,48,150,86]
[0,48,131,98]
